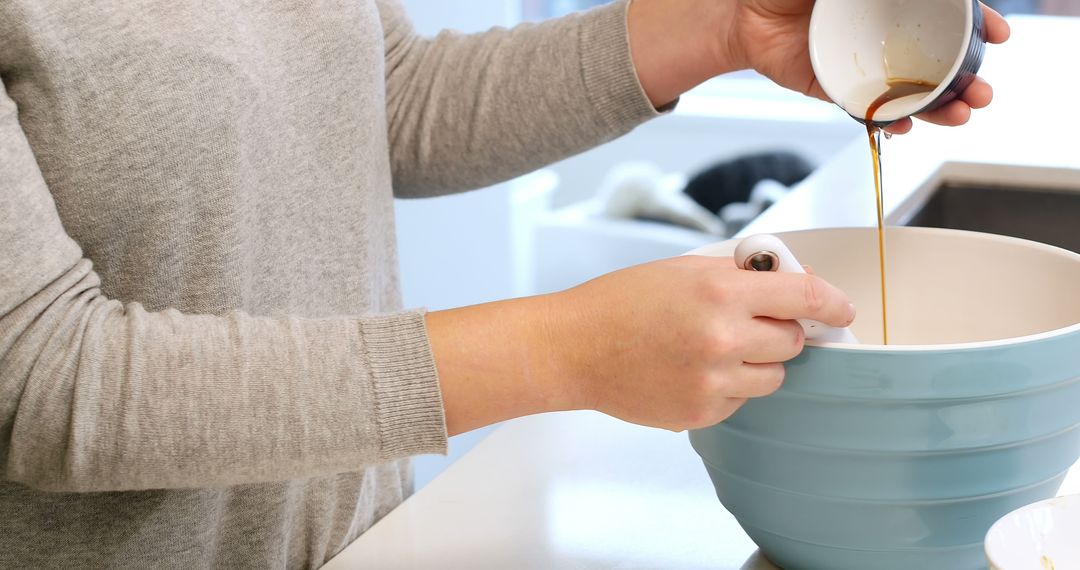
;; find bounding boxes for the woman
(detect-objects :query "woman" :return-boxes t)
[0,0,1008,568]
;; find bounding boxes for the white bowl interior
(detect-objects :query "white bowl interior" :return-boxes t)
[689,228,1080,346]
[985,494,1080,570]
[809,0,972,122]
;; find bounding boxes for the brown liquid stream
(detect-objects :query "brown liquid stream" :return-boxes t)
[865,79,937,345]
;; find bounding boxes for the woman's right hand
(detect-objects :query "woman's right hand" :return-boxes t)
[545,255,855,431]
[427,255,854,436]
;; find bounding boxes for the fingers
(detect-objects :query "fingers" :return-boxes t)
[917,99,973,127]
[962,77,994,109]
[741,271,855,327]
[806,76,831,103]
[981,3,1011,44]
[739,317,805,364]
[702,397,749,428]
[907,77,991,128]
[883,117,913,135]
[892,3,1005,133]
[727,363,787,399]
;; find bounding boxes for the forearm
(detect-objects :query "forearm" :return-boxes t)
[426,295,582,436]
[0,84,446,492]
[426,255,857,437]
[380,0,662,197]
[627,0,741,108]
[3,263,447,491]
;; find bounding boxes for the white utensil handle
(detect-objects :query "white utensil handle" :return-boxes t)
[734,234,859,344]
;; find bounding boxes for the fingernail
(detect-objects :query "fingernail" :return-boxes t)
[846,303,857,325]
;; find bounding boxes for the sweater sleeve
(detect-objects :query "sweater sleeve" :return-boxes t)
[377,0,666,198]
[0,85,447,493]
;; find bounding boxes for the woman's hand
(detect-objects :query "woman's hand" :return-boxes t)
[628,0,1011,133]
[427,256,854,435]
[547,255,853,431]
[725,0,1011,132]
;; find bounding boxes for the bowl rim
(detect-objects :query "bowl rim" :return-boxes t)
[721,226,1080,353]
[811,321,1080,352]
[688,226,1080,352]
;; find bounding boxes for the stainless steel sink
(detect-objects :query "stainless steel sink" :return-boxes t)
[901,184,1080,253]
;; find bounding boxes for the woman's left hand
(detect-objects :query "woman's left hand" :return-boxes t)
[726,0,1010,133]
[629,0,1011,133]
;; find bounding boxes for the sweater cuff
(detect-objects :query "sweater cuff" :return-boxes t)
[361,310,448,460]
[578,0,675,133]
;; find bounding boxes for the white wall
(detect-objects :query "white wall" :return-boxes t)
[399,0,519,35]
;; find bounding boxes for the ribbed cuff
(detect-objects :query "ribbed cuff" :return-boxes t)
[578,0,675,133]
[360,310,448,460]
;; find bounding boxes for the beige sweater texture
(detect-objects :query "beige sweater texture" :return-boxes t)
[0,0,659,567]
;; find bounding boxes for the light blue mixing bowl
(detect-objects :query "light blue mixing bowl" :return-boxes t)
[687,227,1080,570]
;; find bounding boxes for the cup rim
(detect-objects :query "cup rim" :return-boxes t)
[809,0,978,124]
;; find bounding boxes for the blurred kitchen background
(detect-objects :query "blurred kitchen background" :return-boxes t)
[396,0,1077,487]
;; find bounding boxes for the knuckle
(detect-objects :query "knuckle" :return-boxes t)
[762,364,787,395]
[682,372,717,405]
[684,401,714,430]
[791,323,807,354]
[690,371,714,394]
[656,414,691,431]
[697,325,737,358]
[700,270,745,305]
[711,369,736,392]
[701,277,732,304]
[686,399,741,431]
[802,276,828,314]
[719,398,748,422]
[710,327,738,355]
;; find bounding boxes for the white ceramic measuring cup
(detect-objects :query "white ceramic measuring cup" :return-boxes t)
[809,0,986,126]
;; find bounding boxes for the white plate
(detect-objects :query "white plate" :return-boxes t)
[985,494,1080,570]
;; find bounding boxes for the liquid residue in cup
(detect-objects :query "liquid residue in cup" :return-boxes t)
[865,79,938,345]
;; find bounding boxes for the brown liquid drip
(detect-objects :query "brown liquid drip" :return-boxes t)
[865,79,937,345]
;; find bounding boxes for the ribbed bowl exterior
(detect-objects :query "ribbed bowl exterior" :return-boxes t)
[689,331,1080,570]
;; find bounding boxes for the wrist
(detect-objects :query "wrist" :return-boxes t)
[533,291,596,413]
[425,295,584,436]
[627,0,744,107]
[715,2,749,74]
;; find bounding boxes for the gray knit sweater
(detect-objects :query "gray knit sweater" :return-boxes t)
[0,0,660,568]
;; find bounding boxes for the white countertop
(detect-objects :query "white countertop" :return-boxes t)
[324,412,771,569]
[325,412,1080,570]
[325,16,1080,569]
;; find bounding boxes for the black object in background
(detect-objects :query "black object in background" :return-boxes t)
[683,152,814,215]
